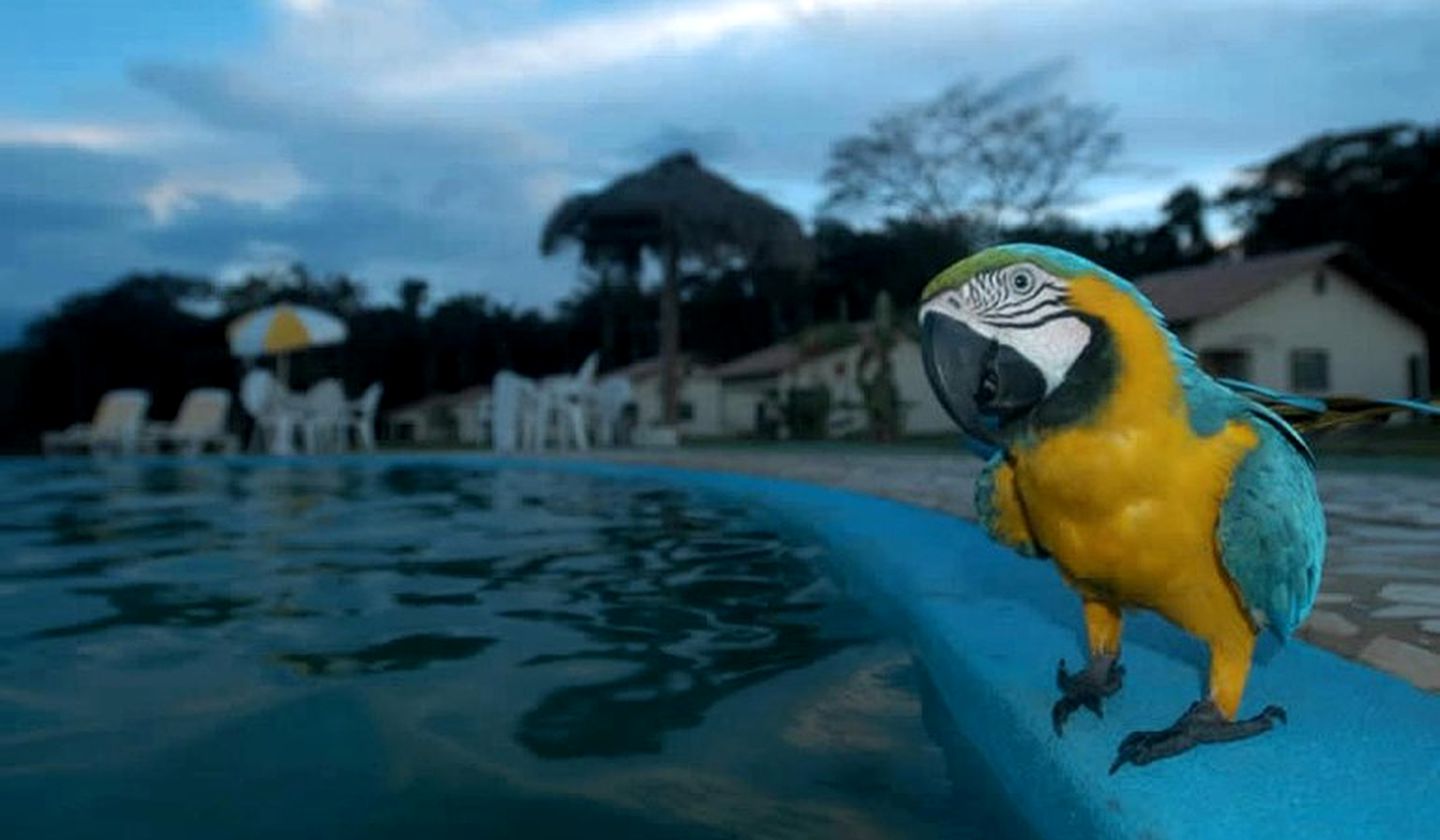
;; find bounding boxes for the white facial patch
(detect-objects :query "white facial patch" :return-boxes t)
[920,265,1092,397]
[994,317,1092,395]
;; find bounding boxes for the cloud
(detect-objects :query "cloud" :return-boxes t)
[368,0,906,97]
[125,58,575,305]
[0,142,160,203]
[0,144,164,310]
[5,0,1440,320]
[0,119,175,152]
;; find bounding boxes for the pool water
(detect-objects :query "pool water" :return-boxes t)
[0,458,1029,839]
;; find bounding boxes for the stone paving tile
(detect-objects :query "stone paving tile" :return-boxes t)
[568,447,1440,692]
[1358,636,1440,691]
[1378,583,1440,605]
[1371,604,1440,619]
[1302,610,1359,638]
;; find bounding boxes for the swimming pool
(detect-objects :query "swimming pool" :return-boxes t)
[0,457,1030,839]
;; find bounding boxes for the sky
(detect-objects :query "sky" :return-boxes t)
[3,0,1440,339]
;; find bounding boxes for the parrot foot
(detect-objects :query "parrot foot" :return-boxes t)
[1052,654,1124,736]
[1109,700,1286,774]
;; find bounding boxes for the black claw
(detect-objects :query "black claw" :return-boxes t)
[1110,701,1288,774]
[1052,655,1123,737]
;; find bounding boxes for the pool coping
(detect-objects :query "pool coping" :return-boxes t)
[452,454,1440,840]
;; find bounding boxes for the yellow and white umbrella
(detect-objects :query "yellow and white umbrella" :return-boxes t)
[227,303,348,384]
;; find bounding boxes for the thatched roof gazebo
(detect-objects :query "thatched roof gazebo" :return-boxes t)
[541,151,812,425]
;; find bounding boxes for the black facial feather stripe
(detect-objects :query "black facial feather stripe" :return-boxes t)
[997,294,1064,320]
[986,309,1075,329]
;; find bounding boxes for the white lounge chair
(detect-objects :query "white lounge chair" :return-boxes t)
[42,389,151,456]
[142,388,238,455]
[347,382,383,451]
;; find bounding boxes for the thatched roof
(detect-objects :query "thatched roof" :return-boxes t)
[541,152,813,271]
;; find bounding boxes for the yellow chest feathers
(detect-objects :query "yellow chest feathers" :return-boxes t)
[1010,277,1258,603]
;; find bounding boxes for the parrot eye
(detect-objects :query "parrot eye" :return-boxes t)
[1010,271,1034,293]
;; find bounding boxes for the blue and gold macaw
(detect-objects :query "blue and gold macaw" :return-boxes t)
[917,243,1439,772]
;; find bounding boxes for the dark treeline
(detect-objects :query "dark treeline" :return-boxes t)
[1,120,1438,450]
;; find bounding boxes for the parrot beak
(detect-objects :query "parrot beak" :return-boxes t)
[922,312,1046,447]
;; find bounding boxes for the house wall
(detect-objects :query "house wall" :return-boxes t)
[1186,268,1429,398]
[892,341,954,434]
[386,396,489,445]
[385,408,428,443]
[777,337,953,436]
[451,397,489,445]
[720,379,773,436]
[630,373,725,437]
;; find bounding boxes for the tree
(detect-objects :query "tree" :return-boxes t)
[856,290,902,441]
[541,151,812,424]
[399,278,429,319]
[1219,122,1440,300]
[1159,185,1214,263]
[813,217,970,323]
[822,69,1121,235]
[21,273,229,435]
[218,263,367,318]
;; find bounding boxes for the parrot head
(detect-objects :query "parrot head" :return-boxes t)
[919,243,1122,448]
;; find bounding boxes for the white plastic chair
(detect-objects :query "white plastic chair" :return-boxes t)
[537,352,599,451]
[143,388,238,455]
[346,382,383,451]
[593,375,634,447]
[302,379,347,453]
[473,393,493,448]
[492,370,540,452]
[240,369,301,455]
[42,389,151,456]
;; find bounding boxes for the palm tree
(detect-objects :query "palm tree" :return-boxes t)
[541,151,812,424]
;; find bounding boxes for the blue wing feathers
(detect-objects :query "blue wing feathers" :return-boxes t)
[975,454,1045,558]
[1217,418,1326,638]
[1177,362,1325,637]
[1216,378,1328,413]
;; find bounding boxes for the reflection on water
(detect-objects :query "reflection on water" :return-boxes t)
[277,633,498,676]
[0,458,1028,839]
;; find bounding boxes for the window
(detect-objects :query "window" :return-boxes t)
[1290,349,1329,392]
[1199,349,1251,380]
[678,401,695,422]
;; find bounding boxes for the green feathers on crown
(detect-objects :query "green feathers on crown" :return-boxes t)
[920,243,1108,301]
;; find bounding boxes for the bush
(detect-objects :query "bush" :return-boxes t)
[784,384,832,440]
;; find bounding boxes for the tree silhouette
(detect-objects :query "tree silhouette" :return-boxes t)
[541,151,812,423]
[1160,185,1214,263]
[1219,123,1440,297]
[822,67,1121,236]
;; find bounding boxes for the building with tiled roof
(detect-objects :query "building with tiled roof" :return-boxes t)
[1135,243,1430,398]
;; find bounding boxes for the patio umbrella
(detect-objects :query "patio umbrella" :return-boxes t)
[227,303,348,385]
